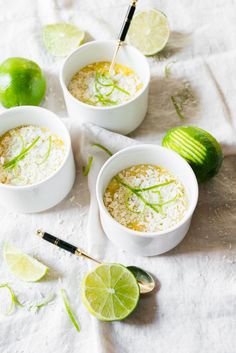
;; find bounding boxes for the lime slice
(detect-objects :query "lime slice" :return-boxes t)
[3,243,48,282]
[42,23,85,57]
[127,9,170,56]
[81,263,140,321]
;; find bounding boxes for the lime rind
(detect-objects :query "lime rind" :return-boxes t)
[162,126,223,182]
[3,242,48,282]
[81,263,140,321]
[127,8,170,56]
[42,23,85,57]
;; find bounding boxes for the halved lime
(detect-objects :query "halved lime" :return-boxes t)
[3,243,48,282]
[81,263,140,321]
[127,9,170,56]
[42,23,85,57]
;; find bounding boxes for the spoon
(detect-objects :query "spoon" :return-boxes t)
[36,230,155,294]
[109,0,138,75]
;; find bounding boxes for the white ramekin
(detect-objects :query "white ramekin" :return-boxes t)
[60,40,150,135]
[0,106,76,213]
[96,144,199,256]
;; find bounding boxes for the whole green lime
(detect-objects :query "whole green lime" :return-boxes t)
[0,57,46,108]
[162,126,223,182]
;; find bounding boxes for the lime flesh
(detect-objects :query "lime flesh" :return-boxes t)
[82,263,140,321]
[127,9,170,56]
[43,23,85,57]
[3,243,48,282]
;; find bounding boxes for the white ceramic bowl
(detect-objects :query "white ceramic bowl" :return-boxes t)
[96,144,198,256]
[60,40,150,135]
[0,106,75,213]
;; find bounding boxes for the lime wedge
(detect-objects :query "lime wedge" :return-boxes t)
[127,9,170,56]
[3,243,48,282]
[42,23,85,57]
[81,263,140,321]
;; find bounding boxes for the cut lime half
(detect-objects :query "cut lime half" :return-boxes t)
[81,263,140,321]
[127,9,170,56]
[42,23,85,57]
[3,243,48,282]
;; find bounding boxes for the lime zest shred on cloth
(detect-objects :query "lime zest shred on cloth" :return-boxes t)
[29,292,55,312]
[61,288,80,333]
[92,143,113,156]
[171,95,185,120]
[82,156,93,176]
[0,283,23,315]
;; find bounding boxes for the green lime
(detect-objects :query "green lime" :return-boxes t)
[127,9,170,56]
[162,126,223,182]
[0,57,46,108]
[3,243,48,282]
[42,23,85,57]
[81,263,140,321]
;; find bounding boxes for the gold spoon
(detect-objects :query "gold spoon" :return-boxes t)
[36,229,155,294]
[109,0,138,75]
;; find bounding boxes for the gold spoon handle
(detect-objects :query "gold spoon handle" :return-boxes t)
[36,230,101,265]
[109,0,138,74]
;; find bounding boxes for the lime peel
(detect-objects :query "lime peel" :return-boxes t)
[82,156,93,176]
[0,283,23,315]
[61,288,80,333]
[29,292,55,312]
[92,143,113,156]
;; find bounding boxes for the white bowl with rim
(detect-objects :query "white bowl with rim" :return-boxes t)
[60,40,150,135]
[0,106,75,213]
[96,144,198,256]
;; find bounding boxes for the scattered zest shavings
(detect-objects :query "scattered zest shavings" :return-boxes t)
[92,143,113,156]
[171,95,185,120]
[61,289,80,333]
[164,61,176,78]
[29,293,55,312]
[0,283,23,315]
[82,156,93,176]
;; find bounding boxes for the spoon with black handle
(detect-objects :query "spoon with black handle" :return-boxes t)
[36,229,155,294]
[109,0,138,75]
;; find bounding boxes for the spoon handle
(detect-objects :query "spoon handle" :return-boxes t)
[109,0,138,74]
[36,230,101,264]
[118,0,138,42]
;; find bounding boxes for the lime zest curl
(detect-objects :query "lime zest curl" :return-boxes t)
[37,136,52,165]
[3,136,40,170]
[93,71,130,106]
[82,156,93,176]
[61,288,80,333]
[92,143,113,156]
[29,292,55,312]
[0,283,23,315]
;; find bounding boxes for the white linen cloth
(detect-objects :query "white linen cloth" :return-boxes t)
[0,1,236,353]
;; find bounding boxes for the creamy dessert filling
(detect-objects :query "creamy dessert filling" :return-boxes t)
[104,164,188,233]
[68,61,143,107]
[0,126,65,186]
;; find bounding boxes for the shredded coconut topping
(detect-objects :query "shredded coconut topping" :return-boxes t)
[104,164,188,233]
[0,125,65,186]
[68,61,143,107]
